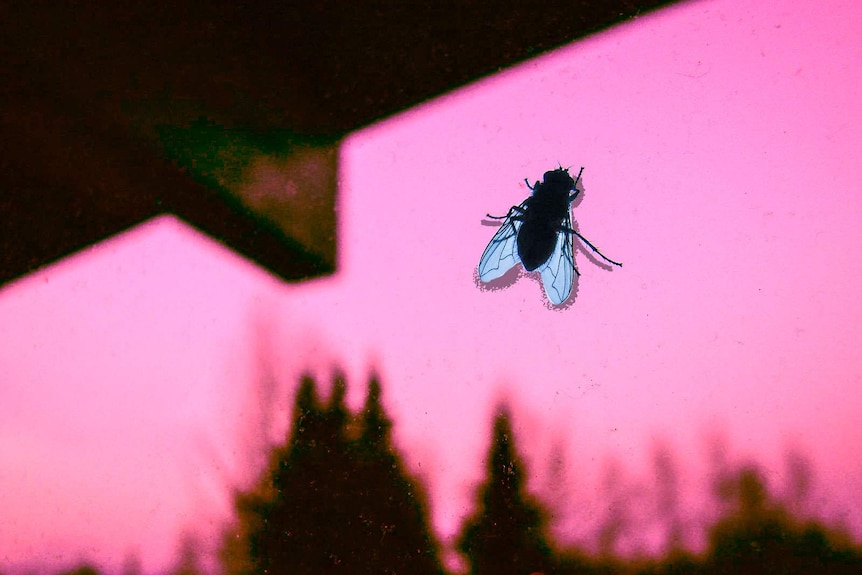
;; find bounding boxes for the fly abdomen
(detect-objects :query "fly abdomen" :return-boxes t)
[517,224,557,271]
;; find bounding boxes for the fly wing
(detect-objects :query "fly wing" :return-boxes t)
[537,213,576,305]
[477,203,525,282]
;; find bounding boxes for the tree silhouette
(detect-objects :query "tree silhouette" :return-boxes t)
[242,373,348,575]
[168,533,205,575]
[56,566,102,575]
[228,372,442,575]
[457,404,554,575]
[56,566,103,575]
[705,465,862,575]
[220,377,325,575]
[351,372,444,575]
[652,443,684,554]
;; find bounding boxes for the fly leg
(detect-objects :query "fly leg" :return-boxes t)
[561,226,623,267]
[568,167,586,202]
[486,204,526,220]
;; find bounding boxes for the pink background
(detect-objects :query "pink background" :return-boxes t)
[2,0,861,572]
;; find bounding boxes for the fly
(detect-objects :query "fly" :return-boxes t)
[477,167,621,305]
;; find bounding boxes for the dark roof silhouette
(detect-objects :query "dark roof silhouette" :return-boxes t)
[1,1,673,286]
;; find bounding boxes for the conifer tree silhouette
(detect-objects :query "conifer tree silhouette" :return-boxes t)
[353,372,444,575]
[457,405,553,575]
[313,371,365,570]
[246,377,346,575]
[232,372,443,575]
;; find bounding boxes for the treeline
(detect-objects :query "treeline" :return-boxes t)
[217,372,862,575]
[35,373,862,575]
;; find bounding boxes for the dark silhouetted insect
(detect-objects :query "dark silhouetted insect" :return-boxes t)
[478,167,621,304]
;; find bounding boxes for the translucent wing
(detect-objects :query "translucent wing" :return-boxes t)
[477,203,526,282]
[537,212,576,305]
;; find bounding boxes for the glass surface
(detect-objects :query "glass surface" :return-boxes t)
[1,0,860,573]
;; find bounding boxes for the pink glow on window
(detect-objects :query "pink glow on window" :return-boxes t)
[1,0,861,572]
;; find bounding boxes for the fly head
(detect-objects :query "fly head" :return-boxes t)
[541,168,576,192]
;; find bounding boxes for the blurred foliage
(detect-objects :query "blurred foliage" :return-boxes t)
[219,374,861,575]
[456,405,554,575]
[29,374,862,575]
[702,465,862,575]
[55,567,102,575]
[223,372,443,575]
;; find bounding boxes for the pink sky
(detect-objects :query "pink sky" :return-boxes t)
[2,0,862,572]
